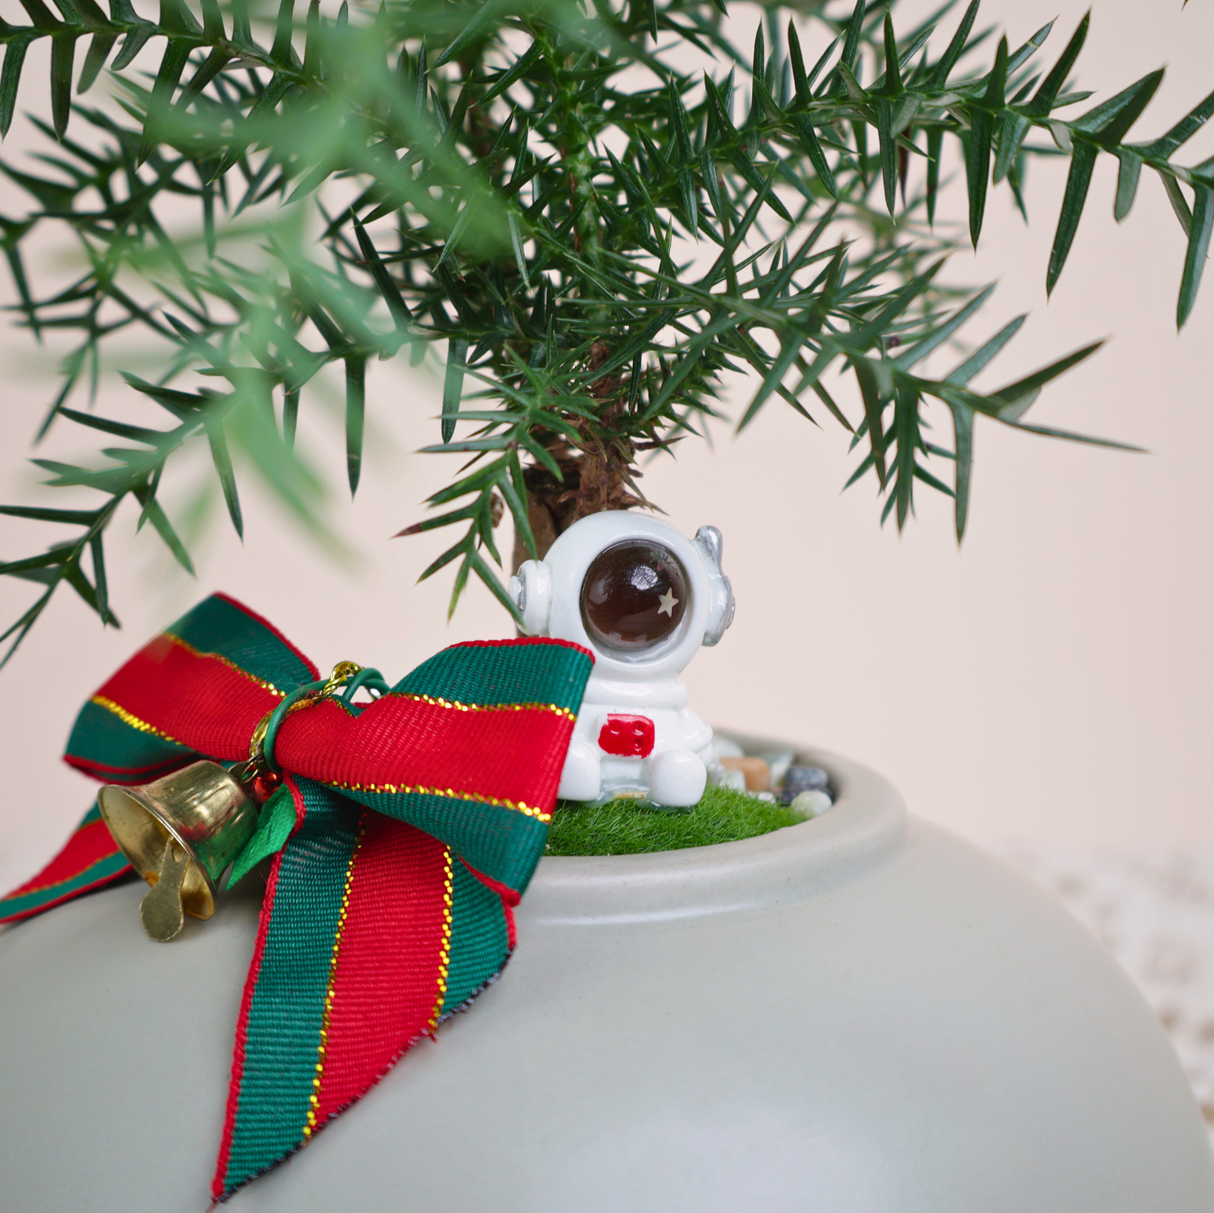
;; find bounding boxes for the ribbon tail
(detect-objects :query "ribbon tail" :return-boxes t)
[0,805,132,924]
[212,775,513,1202]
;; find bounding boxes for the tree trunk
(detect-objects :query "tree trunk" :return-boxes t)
[510,346,649,573]
[510,440,644,572]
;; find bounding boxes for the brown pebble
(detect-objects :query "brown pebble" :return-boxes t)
[720,755,770,792]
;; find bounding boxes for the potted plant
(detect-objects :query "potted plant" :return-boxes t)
[0,0,1212,1208]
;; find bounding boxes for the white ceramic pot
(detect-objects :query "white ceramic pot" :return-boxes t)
[1,746,1211,1213]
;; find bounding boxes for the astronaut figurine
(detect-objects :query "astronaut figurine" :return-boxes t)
[509,512,735,808]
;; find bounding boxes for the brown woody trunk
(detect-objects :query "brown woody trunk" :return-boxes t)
[509,440,643,572]
[510,346,646,571]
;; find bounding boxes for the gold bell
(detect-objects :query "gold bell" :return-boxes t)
[98,761,260,943]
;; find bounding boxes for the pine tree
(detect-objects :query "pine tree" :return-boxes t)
[0,0,1209,658]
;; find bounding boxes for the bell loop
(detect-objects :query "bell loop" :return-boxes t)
[321,660,364,696]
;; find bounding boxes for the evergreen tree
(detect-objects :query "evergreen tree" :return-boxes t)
[0,0,1209,657]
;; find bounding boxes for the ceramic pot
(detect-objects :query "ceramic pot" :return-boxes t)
[1,745,1211,1213]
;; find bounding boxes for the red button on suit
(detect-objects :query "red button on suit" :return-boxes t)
[598,714,656,758]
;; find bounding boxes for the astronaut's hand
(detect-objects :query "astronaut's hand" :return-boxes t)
[557,736,602,802]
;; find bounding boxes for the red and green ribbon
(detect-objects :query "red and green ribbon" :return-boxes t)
[0,593,593,1201]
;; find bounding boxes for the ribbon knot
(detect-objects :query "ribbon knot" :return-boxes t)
[0,593,593,1201]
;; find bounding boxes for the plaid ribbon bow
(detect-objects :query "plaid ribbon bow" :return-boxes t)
[0,593,593,1200]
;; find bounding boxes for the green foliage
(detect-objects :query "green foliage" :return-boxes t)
[544,784,805,855]
[0,0,1209,658]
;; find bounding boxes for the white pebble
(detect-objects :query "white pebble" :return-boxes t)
[721,767,747,793]
[752,791,776,803]
[713,736,744,759]
[790,789,833,819]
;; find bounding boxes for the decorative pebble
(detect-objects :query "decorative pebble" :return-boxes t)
[779,764,831,804]
[760,749,796,790]
[713,736,745,759]
[720,755,770,792]
[752,791,776,803]
[721,767,747,793]
[790,789,833,819]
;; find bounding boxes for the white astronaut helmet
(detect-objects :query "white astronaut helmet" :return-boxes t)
[508,511,735,677]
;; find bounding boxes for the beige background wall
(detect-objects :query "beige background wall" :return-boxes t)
[1,0,1211,897]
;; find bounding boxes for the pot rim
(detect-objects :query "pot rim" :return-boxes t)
[523,742,908,927]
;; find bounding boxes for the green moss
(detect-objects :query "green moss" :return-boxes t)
[544,784,805,856]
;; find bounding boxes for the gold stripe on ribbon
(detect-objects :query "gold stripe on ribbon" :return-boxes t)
[326,779,551,823]
[163,632,287,698]
[8,851,122,899]
[91,696,184,746]
[389,692,576,723]
[304,816,366,1141]
[427,846,455,1032]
